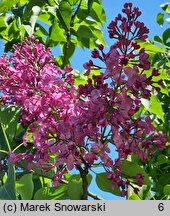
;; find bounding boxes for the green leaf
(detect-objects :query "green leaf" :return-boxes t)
[24,0,45,17]
[45,0,56,6]
[68,0,80,6]
[128,192,141,200]
[77,25,94,38]
[4,13,15,26]
[90,2,106,25]
[0,163,16,200]
[138,41,165,53]
[4,39,20,52]
[57,0,72,31]
[76,0,88,21]
[46,5,58,16]
[6,19,20,40]
[12,5,24,17]
[92,28,107,46]
[72,70,88,87]
[138,185,150,200]
[74,68,101,87]
[0,0,20,12]
[150,95,164,122]
[16,174,34,200]
[0,16,6,28]
[87,173,92,186]
[121,160,151,185]
[34,185,68,200]
[54,55,63,67]
[20,0,29,4]
[74,75,88,87]
[163,184,170,195]
[49,18,66,42]
[66,173,92,200]
[156,13,164,26]
[67,174,83,199]
[157,154,168,164]
[0,125,7,151]
[160,3,170,14]
[38,13,52,25]
[162,28,170,45]
[0,106,21,148]
[156,174,170,192]
[79,37,97,49]
[76,8,88,21]
[0,170,5,181]
[96,172,121,196]
[154,36,163,44]
[35,24,49,37]
[32,177,42,197]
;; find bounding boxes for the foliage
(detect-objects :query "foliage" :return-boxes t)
[0,1,170,200]
[0,0,106,68]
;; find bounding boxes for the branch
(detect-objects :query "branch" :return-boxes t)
[87,191,103,200]
[77,165,89,200]
[61,32,71,69]
[71,0,83,26]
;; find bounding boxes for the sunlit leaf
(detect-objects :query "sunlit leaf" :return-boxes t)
[67,173,92,200]
[163,184,170,195]
[150,95,164,122]
[128,192,141,200]
[160,3,170,14]
[38,13,52,25]
[138,185,151,200]
[20,0,29,3]
[34,185,69,200]
[49,18,66,42]
[67,174,83,199]
[35,24,48,37]
[0,0,20,12]
[138,41,165,53]
[57,0,72,31]
[16,174,34,200]
[90,2,106,25]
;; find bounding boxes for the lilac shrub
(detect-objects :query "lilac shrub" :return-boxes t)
[0,3,166,196]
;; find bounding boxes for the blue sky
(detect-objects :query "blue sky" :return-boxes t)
[0,1,169,200]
